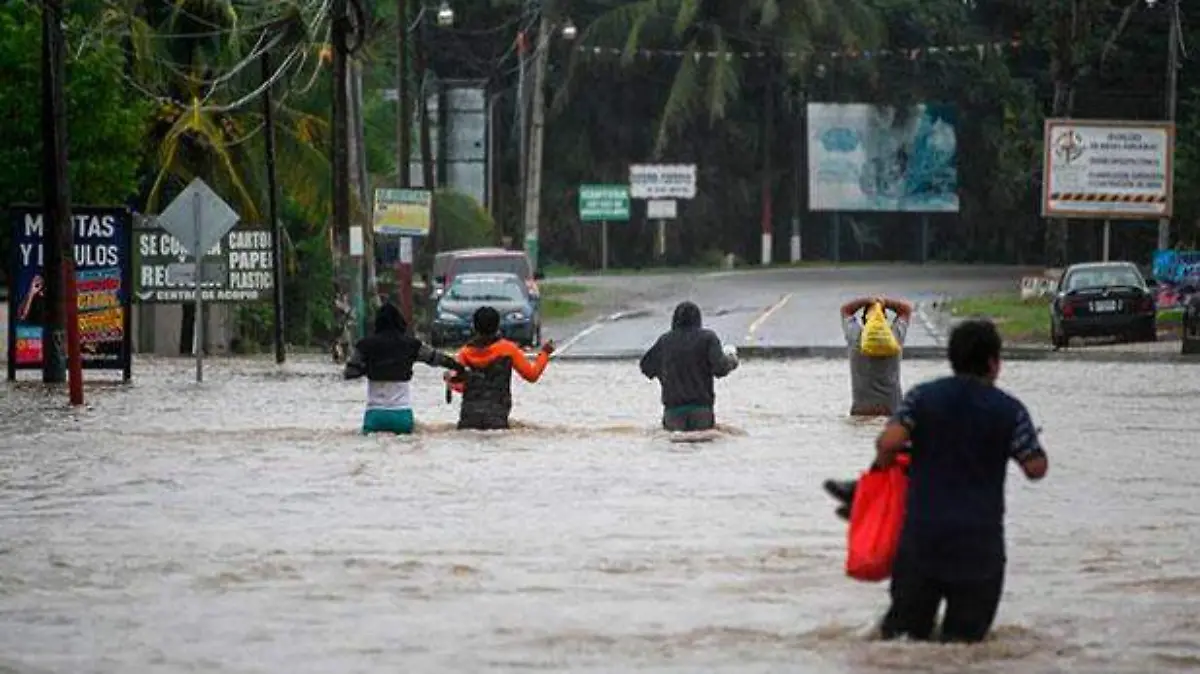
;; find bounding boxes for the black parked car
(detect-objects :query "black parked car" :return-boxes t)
[1050,261,1157,349]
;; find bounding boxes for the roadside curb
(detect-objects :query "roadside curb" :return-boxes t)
[554,344,1200,364]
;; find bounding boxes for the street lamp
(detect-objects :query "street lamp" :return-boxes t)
[436,1,454,27]
[560,18,577,41]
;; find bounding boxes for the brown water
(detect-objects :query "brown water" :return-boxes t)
[1,355,1198,673]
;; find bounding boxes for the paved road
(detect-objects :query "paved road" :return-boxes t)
[547,265,1038,357]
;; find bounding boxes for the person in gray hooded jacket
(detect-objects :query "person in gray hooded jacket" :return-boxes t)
[639,301,739,431]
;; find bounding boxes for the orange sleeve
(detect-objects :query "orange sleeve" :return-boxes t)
[504,341,549,382]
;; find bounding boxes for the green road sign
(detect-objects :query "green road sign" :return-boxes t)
[578,184,630,222]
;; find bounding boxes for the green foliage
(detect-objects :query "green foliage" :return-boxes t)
[0,2,150,281]
[433,188,499,251]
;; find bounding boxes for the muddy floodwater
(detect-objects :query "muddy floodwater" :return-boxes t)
[1,355,1198,673]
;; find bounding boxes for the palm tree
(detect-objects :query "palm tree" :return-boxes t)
[101,0,334,349]
[563,0,881,155]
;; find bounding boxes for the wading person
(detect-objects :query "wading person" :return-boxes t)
[872,319,1049,643]
[639,301,740,432]
[824,295,914,517]
[344,303,464,434]
[447,306,554,430]
[841,295,913,416]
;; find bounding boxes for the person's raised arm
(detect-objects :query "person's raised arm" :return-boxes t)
[507,340,553,383]
[1009,403,1049,481]
[640,337,663,380]
[883,297,914,321]
[875,386,920,467]
[707,333,738,378]
[417,341,465,373]
[840,297,876,318]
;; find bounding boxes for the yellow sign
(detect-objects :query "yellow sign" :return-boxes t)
[373,188,432,236]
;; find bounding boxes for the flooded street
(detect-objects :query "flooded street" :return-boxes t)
[1,355,1198,673]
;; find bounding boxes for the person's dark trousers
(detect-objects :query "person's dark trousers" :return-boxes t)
[879,546,1005,643]
[662,405,715,431]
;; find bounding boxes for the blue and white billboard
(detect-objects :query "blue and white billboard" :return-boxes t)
[807,103,960,213]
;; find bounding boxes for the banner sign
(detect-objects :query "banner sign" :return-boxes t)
[807,103,960,213]
[373,188,432,237]
[134,225,274,303]
[629,164,697,200]
[1042,120,1174,219]
[7,206,133,379]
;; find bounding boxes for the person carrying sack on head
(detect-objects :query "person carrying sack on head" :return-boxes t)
[639,301,740,432]
[344,302,464,434]
[445,306,555,431]
[841,296,913,417]
[822,296,914,518]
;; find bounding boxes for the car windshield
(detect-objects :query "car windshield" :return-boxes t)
[447,279,526,302]
[454,256,530,278]
[1065,267,1143,291]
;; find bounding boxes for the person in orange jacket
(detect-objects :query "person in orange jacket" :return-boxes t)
[445,306,555,430]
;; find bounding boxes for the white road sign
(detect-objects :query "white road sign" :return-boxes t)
[647,199,677,219]
[156,177,241,258]
[630,164,697,199]
[1042,119,1174,219]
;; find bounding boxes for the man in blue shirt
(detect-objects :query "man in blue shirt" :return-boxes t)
[871,319,1049,643]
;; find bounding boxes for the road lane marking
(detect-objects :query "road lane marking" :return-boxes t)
[745,293,793,344]
[552,308,654,358]
[553,322,603,358]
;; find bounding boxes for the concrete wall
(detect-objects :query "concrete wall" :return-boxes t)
[133,303,233,356]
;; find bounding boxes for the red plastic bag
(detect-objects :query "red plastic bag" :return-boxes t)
[845,459,909,582]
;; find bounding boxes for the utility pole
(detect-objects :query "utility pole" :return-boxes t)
[516,25,529,237]
[1159,0,1179,251]
[522,13,550,270]
[262,49,286,364]
[41,0,82,404]
[396,0,411,188]
[331,0,355,334]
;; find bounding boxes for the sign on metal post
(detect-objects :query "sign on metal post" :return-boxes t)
[7,206,134,382]
[1042,119,1174,219]
[629,164,697,200]
[578,184,630,222]
[155,178,241,382]
[135,226,274,303]
[647,200,677,219]
[373,188,432,236]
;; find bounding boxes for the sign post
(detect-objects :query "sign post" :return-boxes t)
[192,191,203,382]
[629,165,695,261]
[647,199,677,258]
[155,178,241,383]
[373,188,431,327]
[578,184,630,271]
[1042,119,1174,253]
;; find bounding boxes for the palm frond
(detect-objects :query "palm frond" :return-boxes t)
[652,38,702,157]
[704,30,741,126]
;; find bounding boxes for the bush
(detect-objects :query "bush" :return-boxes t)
[430,188,498,253]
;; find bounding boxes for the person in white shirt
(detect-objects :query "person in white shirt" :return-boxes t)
[344,303,463,434]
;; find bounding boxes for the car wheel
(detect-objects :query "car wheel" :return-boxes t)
[1050,322,1069,350]
[1141,320,1158,343]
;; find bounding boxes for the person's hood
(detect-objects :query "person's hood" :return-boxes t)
[672,301,702,330]
[375,303,407,333]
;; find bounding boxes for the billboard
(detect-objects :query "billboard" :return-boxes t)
[372,188,432,237]
[807,103,959,213]
[1042,119,1173,219]
[7,206,133,380]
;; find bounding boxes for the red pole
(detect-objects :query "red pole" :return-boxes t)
[398,236,414,327]
[63,249,83,405]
